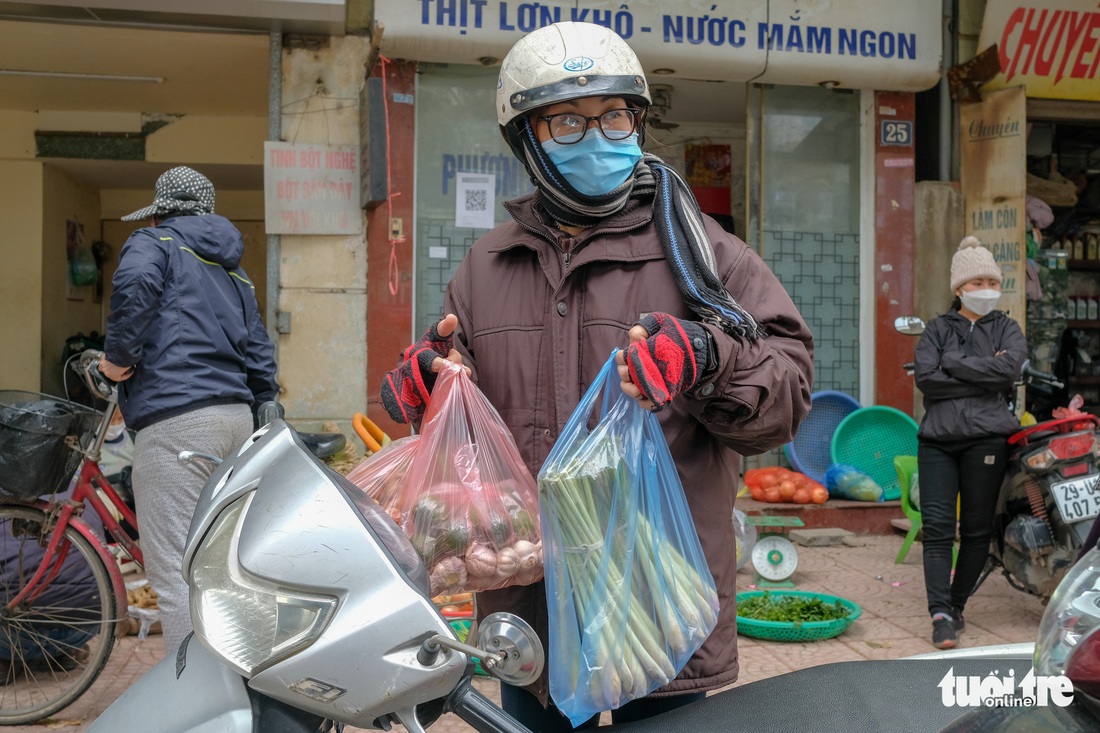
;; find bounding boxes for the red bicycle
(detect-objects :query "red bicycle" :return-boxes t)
[0,350,141,724]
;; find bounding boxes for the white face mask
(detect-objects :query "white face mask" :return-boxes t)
[959,289,1001,317]
[105,423,126,441]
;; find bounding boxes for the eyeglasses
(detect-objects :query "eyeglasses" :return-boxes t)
[536,108,641,145]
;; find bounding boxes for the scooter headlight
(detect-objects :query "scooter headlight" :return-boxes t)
[190,492,337,677]
[1034,546,1100,698]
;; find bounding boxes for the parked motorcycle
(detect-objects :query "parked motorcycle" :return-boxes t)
[88,410,1100,733]
[895,315,1098,600]
[986,407,1100,598]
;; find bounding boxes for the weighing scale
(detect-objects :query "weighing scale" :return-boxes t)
[744,515,803,588]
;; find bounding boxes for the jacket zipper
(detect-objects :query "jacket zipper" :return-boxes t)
[508,217,651,269]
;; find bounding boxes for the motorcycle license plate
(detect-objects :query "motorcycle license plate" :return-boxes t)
[1050,475,1100,524]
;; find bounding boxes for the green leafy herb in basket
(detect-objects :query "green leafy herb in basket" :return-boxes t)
[738,592,848,624]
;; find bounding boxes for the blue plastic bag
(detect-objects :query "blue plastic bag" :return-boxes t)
[825,463,884,502]
[537,350,719,726]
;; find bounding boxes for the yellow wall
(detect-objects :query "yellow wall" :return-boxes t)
[40,164,104,397]
[0,161,43,391]
[146,116,267,165]
[0,110,36,159]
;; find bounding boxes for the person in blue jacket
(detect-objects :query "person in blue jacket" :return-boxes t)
[99,166,279,654]
[913,236,1027,650]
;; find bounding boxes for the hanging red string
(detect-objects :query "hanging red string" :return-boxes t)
[379,54,404,297]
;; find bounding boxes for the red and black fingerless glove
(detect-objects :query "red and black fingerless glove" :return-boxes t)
[380,323,454,424]
[625,313,713,411]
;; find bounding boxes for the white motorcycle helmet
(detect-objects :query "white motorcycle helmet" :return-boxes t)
[496,21,651,136]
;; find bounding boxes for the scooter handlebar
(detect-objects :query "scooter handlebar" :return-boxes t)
[443,677,532,733]
[257,400,285,426]
[1023,364,1063,390]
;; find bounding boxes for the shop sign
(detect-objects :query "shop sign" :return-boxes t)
[31,0,343,20]
[979,0,1100,101]
[376,0,941,92]
[959,87,1027,328]
[264,142,363,235]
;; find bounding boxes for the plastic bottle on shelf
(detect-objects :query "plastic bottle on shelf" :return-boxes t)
[1090,298,1099,321]
[1075,238,1086,260]
[1089,236,1099,261]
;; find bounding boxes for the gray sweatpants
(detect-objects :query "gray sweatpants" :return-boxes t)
[132,403,254,655]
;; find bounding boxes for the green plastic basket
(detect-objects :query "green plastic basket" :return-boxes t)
[736,590,861,642]
[830,405,919,501]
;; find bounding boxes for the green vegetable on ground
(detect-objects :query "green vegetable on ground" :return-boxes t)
[738,592,849,624]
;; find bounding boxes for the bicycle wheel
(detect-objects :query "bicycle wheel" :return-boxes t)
[0,505,117,725]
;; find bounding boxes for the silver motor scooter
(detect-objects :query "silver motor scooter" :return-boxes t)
[90,415,1100,733]
[89,416,542,733]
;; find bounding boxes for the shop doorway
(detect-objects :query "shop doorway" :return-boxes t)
[747,84,863,398]
[1026,112,1100,417]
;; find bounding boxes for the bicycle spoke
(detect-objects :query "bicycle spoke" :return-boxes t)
[0,506,117,724]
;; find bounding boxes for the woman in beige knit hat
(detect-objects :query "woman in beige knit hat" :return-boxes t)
[911,236,1027,649]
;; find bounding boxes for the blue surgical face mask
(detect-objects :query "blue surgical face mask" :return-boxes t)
[540,132,643,197]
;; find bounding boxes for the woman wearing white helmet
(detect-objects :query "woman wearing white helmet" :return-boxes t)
[381,21,814,731]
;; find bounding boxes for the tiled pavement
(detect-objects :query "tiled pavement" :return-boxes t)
[7,534,1047,732]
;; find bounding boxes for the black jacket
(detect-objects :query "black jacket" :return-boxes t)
[914,309,1027,442]
[105,214,278,431]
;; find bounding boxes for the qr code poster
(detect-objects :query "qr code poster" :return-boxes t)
[455,172,495,230]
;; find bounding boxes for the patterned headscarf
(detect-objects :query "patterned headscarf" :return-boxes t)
[121,166,215,221]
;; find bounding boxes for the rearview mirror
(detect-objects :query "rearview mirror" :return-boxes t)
[894,316,926,336]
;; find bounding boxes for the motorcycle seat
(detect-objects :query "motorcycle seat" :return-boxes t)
[613,656,1036,733]
[298,432,346,460]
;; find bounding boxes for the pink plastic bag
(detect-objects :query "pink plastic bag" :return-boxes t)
[348,362,542,596]
[345,435,418,526]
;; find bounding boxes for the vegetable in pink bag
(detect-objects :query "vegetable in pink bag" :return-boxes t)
[347,362,542,597]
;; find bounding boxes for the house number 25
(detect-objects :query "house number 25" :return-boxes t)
[881,120,913,146]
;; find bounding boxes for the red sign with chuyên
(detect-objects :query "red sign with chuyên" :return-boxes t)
[979,1,1100,101]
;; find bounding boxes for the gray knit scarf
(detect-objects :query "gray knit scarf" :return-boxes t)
[515,119,763,340]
